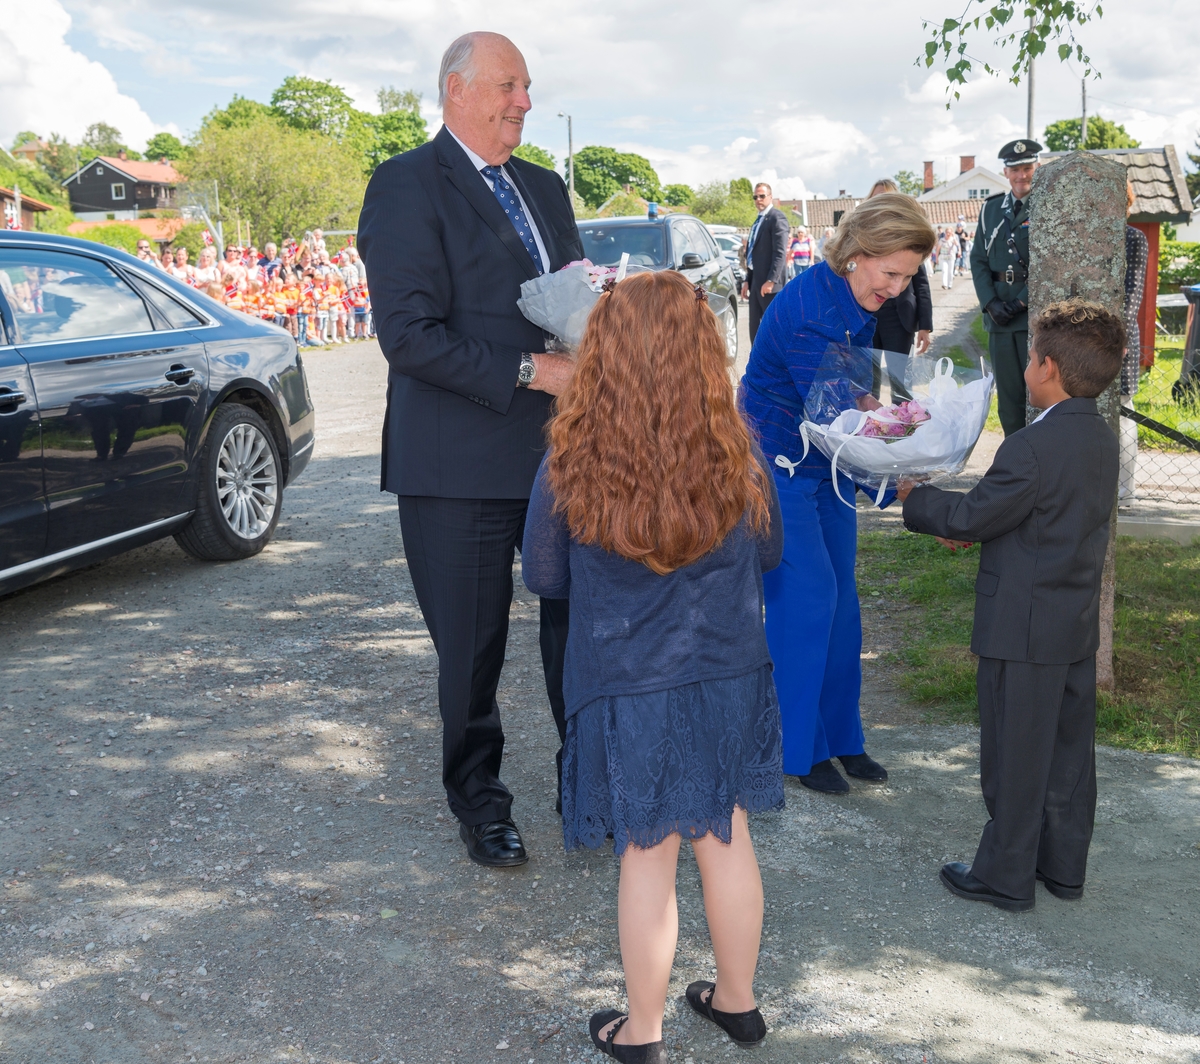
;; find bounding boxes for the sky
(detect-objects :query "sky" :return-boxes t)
[1,0,1197,200]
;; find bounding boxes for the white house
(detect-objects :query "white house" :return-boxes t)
[918,157,1010,204]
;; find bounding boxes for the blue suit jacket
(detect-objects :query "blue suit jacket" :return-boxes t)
[358,126,584,498]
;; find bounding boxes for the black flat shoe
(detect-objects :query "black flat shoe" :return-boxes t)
[588,1010,668,1063]
[1037,869,1084,900]
[685,981,766,1047]
[940,861,1033,912]
[796,759,849,794]
[838,752,888,782]
[459,818,528,867]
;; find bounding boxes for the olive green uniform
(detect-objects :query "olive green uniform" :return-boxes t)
[971,190,1031,436]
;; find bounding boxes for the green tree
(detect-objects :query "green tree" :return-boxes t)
[689,179,757,226]
[80,122,139,161]
[361,109,428,172]
[511,143,556,169]
[894,169,924,196]
[378,86,422,114]
[181,115,366,247]
[1187,131,1200,203]
[573,146,661,208]
[11,131,40,151]
[76,223,144,254]
[34,205,76,234]
[270,76,355,138]
[201,96,274,133]
[167,221,211,261]
[1043,114,1140,152]
[145,132,186,161]
[41,134,80,184]
[662,183,694,207]
[729,177,753,198]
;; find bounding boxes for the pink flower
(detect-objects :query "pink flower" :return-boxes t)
[860,400,930,441]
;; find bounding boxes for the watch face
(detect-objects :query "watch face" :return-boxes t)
[519,357,536,385]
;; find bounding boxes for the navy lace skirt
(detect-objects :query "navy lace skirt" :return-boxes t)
[562,665,784,856]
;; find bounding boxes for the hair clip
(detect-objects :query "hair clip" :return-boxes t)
[693,283,708,304]
[601,278,617,294]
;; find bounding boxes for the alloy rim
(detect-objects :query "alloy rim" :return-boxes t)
[725,309,738,359]
[216,422,278,539]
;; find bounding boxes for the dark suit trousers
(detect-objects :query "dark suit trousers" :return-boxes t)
[971,655,1098,901]
[397,497,568,826]
[748,284,777,342]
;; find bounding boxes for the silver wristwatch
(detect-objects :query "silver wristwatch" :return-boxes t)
[517,352,537,388]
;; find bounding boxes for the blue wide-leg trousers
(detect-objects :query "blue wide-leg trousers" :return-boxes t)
[763,471,865,777]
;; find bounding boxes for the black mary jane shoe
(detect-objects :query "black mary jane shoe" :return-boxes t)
[796,759,849,794]
[940,861,1034,912]
[838,752,888,782]
[684,981,767,1047]
[1037,869,1084,900]
[588,1010,669,1063]
[459,818,528,867]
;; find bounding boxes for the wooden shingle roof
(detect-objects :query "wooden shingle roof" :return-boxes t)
[779,197,983,231]
[1039,146,1194,224]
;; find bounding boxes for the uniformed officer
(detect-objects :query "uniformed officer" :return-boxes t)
[970,139,1041,436]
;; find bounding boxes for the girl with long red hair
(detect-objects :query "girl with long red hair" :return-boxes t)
[522,269,784,1062]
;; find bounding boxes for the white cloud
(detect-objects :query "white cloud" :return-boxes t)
[0,0,167,150]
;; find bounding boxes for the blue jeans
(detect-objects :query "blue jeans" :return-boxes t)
[297,313,308,344]
[763,471,865,776]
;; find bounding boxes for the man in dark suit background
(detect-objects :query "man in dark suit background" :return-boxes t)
[742,182,790,341]
[358,32,584,868]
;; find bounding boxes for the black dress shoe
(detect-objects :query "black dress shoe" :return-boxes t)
[1037,869,1084,900]
[939,861,1034,912]
[588,1010,668,1063]
[797,759,849,794]
[838,752,888,781]
[459,818,528,867]
[685,981,767,1047]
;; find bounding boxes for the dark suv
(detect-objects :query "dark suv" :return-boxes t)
[576,213,740,359]
[0,231,315,595]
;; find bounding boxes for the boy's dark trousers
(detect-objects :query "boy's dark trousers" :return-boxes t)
[971,655,1098,902]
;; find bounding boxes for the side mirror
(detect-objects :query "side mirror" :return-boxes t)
[679,252,704,269]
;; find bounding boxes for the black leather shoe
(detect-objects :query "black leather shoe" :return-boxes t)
[459,818,528,867]
[940,861,1034,912]
[838,752,888,782]
[1037,870,1084,900]
[797,759,849,794]
[588,1010,669,1063]
[685,981,767,1047]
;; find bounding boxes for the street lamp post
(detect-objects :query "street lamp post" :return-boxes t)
[558,111,574,205]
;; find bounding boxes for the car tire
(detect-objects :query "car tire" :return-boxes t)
[724,299,738,361]
[175,403,283,561]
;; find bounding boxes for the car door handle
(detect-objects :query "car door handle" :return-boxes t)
[0,388,27,412]
[164,364,195,384]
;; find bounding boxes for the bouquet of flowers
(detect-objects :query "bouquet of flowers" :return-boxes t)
[792,347,994,507]
[516,254,637,350]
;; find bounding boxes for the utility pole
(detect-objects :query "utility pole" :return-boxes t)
[558,111,574,206]
[1081,78,1088,148]
[1026,13,1036,140]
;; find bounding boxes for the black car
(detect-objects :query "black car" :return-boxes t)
[0,231,315,596]
[575,213,740,359]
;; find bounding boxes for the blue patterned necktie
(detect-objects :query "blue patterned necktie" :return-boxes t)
[480,165,543,275]
[747,211,764,260]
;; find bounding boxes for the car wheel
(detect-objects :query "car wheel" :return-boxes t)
[175,403,282,561]
[724,300,738,361]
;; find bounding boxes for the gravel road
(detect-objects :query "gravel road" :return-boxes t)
[2,333,1199,1064]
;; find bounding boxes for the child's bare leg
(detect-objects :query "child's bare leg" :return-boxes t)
[690,806,762,1013]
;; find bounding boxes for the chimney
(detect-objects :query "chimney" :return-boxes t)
[923,161,935,192]
[118,149,127,161]
[838,189,846,197]
[959,155,975,175]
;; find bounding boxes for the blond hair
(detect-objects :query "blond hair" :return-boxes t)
[868,178,899,197]
[824,193,936,275]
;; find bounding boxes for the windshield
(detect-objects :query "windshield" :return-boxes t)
[576,224,666,268]
[713,235,741,253]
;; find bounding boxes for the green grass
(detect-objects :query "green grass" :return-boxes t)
[969,312,989,351]
[1135,343,1200,448]
[857,530,1200,756]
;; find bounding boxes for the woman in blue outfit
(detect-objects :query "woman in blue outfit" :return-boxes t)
[523,270,783,1062]
[740,193,937,794]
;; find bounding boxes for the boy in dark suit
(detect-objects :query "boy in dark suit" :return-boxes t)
[898,299,1125,912]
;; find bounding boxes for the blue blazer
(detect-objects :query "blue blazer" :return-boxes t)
[358,126,584,498]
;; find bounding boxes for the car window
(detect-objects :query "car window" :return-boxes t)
[675,221,713,263]
[0,248,155,344]
[124,273,206,330]
[576,224,665,268]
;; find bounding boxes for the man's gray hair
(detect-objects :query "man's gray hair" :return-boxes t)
[438,33,480,107]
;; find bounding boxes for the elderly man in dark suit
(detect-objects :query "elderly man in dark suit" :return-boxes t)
[358,32,584,867]
[741,182,790,341]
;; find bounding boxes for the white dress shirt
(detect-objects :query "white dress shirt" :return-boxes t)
[446,128,551,274]
[1031,401,1060,425]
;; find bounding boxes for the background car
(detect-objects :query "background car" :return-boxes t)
[576,212,741,360]
[706,223,748,291]
[0,231,315,596]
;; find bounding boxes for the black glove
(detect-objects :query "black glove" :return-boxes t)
[986,298,1026,327]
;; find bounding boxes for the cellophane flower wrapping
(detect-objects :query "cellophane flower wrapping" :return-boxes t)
[797,345,994,506]
[516,257,643,351]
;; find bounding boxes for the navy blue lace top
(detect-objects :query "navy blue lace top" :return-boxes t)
[521,452,783,720]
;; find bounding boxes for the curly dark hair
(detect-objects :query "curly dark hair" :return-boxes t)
[546,269,771,575]
[1030,299,1127,398]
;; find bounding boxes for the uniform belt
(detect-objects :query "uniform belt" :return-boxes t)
[992,268,1028,283]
